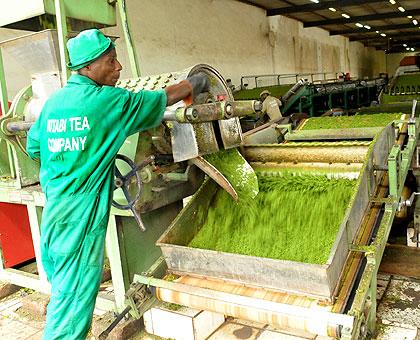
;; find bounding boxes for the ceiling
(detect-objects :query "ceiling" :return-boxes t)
[236,0,420,54]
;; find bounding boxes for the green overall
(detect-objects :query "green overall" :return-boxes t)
[26,74,166,339]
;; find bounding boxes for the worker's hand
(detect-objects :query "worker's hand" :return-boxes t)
[164,73,209,107]
[186,72,210,99]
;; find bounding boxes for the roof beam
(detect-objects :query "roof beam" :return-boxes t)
[303,9,420,27]
[374,41,420,53]
[368,43,420,51]
[267,0,382,16]
[330,23,418,36]
[235,0,267,10]
[350,32,420,42]
[366,39,420,48]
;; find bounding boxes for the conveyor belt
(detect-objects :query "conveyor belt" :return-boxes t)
[151,275,349,337]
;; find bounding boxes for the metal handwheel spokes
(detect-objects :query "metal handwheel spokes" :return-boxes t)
[112,154,155,231]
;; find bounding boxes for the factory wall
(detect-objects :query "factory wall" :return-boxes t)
[104,0,386,87]
[0,0,388,98]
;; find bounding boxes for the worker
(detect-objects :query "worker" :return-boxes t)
[259,90,282,122]
[26,28,209,340]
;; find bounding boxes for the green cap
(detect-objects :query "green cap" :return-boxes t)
[67,29,114,70]
[259,90,271,97]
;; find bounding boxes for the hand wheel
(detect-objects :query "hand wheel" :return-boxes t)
[112,154,155,231]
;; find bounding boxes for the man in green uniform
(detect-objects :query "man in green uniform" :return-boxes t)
[259,90,282,122]
[26,29,208,339]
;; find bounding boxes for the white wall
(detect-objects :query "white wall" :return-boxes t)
[0,0,389,99]
[104,0,386,84]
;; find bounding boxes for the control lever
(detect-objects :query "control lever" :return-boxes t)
[410,99,417,123]
[400,192,420,208]
[112,154,155,231]
[399,191,420,246]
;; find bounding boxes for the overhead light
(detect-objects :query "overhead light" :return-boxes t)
[406,47,411,51]
[411,48,415,51]
[376,30,380,33]
[355,23,364,27]
[403,43,407,47]
[380,33,387,37]
[364,25,371,29]
[408,16,413,19]
[329,7,337,12]
[342,13,350,19]
[389,0,396,4]
[413,19,418,25]
[310,0,319,3]
[398,6,405,12]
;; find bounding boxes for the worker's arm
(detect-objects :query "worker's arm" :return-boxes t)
[120,73,210,136]
[165,80,192,106]
[165,73,210,106]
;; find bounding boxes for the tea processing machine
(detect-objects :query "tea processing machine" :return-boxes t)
[234,75,386,118]
[1,2,420,340]
[356,56,420,116]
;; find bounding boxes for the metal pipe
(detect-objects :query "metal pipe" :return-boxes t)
[98,305,132,340]
[224,100,261,118]
[282,78,307,102]
[6,121,34,132]
[118,0,140,77]
[0,48,9,115]
[55,0,70,84]
[163,100,259,123]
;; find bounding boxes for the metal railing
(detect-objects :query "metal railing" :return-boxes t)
[383,85,420,95]
[240,72,341,90]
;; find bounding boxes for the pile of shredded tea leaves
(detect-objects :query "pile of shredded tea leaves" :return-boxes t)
[301,113,402,130]
[204,148,259,200]
[189,172,357,264]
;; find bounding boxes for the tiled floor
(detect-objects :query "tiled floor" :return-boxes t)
[0,295,43,340]
[1,274,419,339]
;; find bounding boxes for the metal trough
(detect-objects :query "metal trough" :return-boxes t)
[157,126,395,300]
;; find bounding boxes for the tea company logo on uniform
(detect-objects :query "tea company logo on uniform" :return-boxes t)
[47,116,90,153]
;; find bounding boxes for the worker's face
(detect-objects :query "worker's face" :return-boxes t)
[82,48,122,87]
[260,94,268,102]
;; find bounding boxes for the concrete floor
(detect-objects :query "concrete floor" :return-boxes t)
[0,273,419,340]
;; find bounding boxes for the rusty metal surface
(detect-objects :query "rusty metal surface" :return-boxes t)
[250,161,363,175]
[242,142,370,164]
[117,64,242,162]
[285,127,383,141]
[332,175,389,314]
[190,156,238,201]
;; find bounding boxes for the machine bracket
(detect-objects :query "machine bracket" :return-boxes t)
[125,281,157,320]
[369,196,396,205]
[349,245,375,254]
[275,124,292,134]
